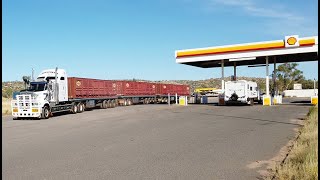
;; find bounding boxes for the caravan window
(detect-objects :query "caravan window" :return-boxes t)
[60,77,65,80]
[250,87,252,91]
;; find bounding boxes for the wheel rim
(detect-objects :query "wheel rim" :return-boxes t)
[74,105,77,112]
[80,104,83,111]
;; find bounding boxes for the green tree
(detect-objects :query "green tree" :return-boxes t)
[275,63,304,91]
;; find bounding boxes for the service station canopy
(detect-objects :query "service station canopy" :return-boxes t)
[175,35,318,68]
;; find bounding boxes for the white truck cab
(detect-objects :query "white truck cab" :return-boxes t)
[11,68,68,119]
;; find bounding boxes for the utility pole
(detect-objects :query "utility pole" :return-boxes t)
[314,78,316,96]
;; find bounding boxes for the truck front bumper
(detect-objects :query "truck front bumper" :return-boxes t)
[11,100,42,118]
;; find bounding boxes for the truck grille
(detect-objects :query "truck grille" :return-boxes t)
[17,95,32,109]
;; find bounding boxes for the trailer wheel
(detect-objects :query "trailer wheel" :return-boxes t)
[78,103,84,112]
[111,100,116,108]
[106,100,110,108]
[42,106,50,119]
[72,103,78,114]
[101,100,107,109]
[114,99,118,107]
[128,99,132,106]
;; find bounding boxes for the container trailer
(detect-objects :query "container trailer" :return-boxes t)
[11,68,190,119]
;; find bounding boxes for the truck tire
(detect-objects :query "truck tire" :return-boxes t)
[106,100,111,108]
[72,103,78,114]
[114,99,118,107]
[78,103,84,113]
[111,100,116,108]
[128,99,132,106]
[42,106,50,119]
[102,100,107,109]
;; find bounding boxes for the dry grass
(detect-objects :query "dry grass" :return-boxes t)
[2,98,12,115]
[273,105,318,180]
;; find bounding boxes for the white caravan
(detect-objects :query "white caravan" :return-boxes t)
[224,80,262,105]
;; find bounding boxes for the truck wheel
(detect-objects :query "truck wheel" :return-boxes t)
[42,106,50,119]
[102,100,107,109]
[114,99,118,107]
[111,100,116,108]
[128,99,132,106]
[106,100,111,108]
[78,103,84,113]
[123,99,127,106]
[72,104,78,114]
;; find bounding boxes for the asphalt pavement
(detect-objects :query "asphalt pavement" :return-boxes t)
[2,100,311,179]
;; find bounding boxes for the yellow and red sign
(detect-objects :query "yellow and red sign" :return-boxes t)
[285,35,299,48]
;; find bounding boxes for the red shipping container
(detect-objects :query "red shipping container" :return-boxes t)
[121,81,157,96]
[68,77,122,99]
[157,83,190,96]
[68,77,189,99]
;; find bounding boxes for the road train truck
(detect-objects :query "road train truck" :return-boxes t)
[11,68,190,119]
[224,80,262,105]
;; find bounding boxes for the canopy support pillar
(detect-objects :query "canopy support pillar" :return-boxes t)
[233,62,236,81]
[221,60,224,92]
[266,56,269,96]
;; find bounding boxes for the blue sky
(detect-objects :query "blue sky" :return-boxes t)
[2,0,318,81]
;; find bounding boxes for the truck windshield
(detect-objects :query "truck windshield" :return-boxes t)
[27,82,47,92]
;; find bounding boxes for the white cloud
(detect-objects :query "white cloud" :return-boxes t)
[206,0,317,36]
[210,0,303,20]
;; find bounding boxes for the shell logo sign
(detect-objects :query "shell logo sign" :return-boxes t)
[76,81,81,87]
[285,35,299,47]
[287,37,297,45]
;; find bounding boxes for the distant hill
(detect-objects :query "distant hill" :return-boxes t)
[2,77,267,98]
[2,81,25,98]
